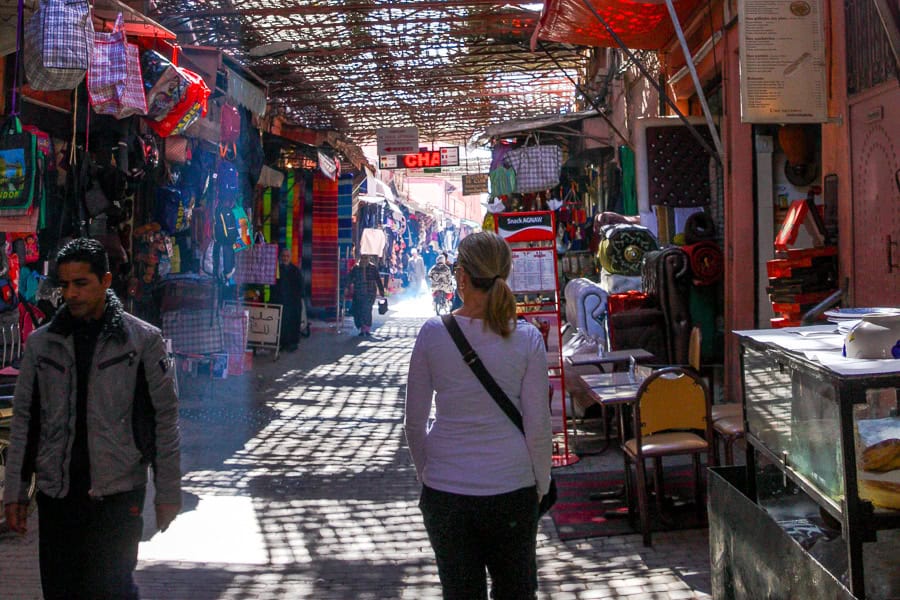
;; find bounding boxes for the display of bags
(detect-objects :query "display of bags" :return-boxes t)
[24,0,94,91]
[147,67,209,137]
[164,136,191,164]
[141,51,210,137]
[141,50,189,119]
[597,224,659,276]
[155,186,193,234]
[504,145,562,194]
[231,204,251,252]
[233,234,277,285]
[88,15,148,119]
[220,103,241,144]
[161,309,224,354]
[0,117,39,213]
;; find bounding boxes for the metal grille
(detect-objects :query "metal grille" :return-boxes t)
[150,1,588,144]
[845,0,898,95]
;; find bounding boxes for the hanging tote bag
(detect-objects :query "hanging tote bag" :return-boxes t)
[233,233,278,285]
[0,117,39,213]
[141,50,189,119]
[24,0,94,91]
[146,66,210,137]
[141,50,211,138]
[88,14,148,119]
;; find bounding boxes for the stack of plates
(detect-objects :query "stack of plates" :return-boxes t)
[824,308,900,334]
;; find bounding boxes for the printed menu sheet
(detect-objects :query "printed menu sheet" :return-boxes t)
[739,0,828,123]
[509,249,556,293]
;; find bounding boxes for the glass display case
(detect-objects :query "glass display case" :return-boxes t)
[736,327,900,599]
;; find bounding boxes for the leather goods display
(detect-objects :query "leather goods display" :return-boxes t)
[24,0,94,91]
[682,241,723,286]
[597,224,659,276]
[88,14,148,119]
[641,247,692,364]
[0,117,39,213]
[442,314,557,516]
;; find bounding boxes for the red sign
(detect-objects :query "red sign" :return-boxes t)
[402,151,443,169]
[380,148,461,169]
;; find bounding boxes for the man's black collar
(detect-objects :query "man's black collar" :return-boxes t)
[48,289,127,342]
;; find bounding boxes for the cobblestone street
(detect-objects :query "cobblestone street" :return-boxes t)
[0,301,712,599]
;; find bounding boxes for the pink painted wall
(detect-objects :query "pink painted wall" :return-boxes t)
[820,0,853,299]
[721,23,757,402]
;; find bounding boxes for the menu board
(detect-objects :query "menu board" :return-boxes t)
[509,249,556,293]
[739,0,828,123]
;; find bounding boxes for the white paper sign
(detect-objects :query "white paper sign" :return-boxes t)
[739,0,828,123]
[509,250,556,293]
[376,126,419,155]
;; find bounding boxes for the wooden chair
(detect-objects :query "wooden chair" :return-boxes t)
[711,403,745,465]
[688,325,745,465]
[621,366,713,546]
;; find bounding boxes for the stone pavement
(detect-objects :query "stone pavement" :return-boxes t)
[0,303,712,599]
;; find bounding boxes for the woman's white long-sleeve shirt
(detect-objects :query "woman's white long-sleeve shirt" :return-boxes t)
[404,316,552,497]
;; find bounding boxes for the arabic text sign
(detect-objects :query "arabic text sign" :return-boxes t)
[244,302,283,348]
[376,126,419,155]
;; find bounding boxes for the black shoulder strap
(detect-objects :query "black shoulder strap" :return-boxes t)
[441,314,524,434]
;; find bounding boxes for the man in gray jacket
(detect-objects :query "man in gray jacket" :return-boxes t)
[3,238,181,600]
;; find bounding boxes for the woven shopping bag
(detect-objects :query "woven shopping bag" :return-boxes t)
[161,309,224,354]
[24,0,93,91]
[221,304,250,354]
[88,14,148,119]
[233,235,278,285]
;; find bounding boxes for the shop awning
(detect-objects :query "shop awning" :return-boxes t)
[92,0,175,40]
[475,109,599,143]
[531,0,701,50]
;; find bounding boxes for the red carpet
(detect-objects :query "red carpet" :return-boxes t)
[550,467,708,541]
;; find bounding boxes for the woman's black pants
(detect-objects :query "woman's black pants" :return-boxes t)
[419,484,539,600]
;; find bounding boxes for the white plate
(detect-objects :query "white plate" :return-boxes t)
[824,307,900,321]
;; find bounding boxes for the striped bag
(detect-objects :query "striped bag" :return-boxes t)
[24,0,94,91]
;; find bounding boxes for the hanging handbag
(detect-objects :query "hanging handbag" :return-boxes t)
[88,14,148,119]
[164,135,191,164]
[0,116,39,213]
[23,0,93,91]
[441,314,558,516]
[140,50,209,137]
[220,102,241,144]
[233,232,277,285]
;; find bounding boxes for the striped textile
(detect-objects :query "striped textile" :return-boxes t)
[338,174,354,301]
[311,173,339,318]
